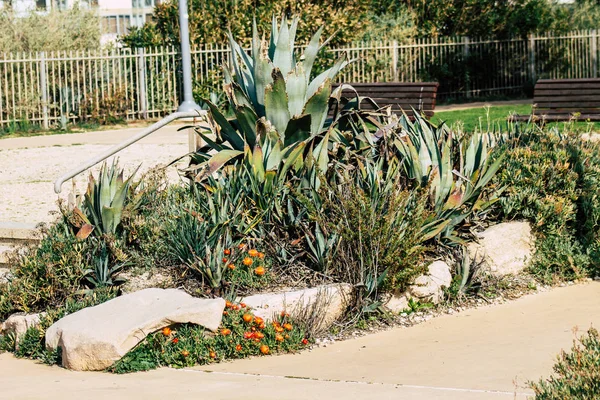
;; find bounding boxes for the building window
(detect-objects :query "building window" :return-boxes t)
[55,0,68,10]
[133,0,156,8]
[36,0,48,10]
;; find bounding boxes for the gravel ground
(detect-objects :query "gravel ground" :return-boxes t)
[0,127,191,224]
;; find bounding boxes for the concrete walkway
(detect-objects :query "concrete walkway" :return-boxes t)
[0,124,192,223]
[1,282,599,399]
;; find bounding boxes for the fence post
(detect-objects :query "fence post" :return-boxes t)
[39,51,49,130]
[392,40,399,81]
[592,29,598,78]
[137,48,148,120]
[462,37,471,98]
[529,34,537,82]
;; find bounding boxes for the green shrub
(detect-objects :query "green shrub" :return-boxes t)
[530,327,600,399]
[492,127,600,281]
[319,166,429,294]
[0,221,89,319]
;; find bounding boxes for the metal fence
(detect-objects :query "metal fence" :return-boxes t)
[0,30,598,128]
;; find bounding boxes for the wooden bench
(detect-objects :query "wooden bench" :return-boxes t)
[331,82,439,119]
[515,78,600,122]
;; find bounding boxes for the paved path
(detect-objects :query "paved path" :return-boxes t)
[0,124,193,223]
[1,282,599,399]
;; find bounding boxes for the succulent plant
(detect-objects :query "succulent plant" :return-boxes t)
[83,160,138,236]
[394,113,505,242]
[190,16,348,181]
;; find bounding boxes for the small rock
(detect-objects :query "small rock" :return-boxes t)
[1,313,45,349]
[467,221,534,277]
[120,270,175,294]
[241,284,353,333]
[408,261,452,304]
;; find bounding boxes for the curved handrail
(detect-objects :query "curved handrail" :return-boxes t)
[53,110,206,193]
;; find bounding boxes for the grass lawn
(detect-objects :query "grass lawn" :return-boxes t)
[433,104,600,133]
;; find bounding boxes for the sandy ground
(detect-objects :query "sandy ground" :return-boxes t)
[0,125,192,224]
[1,282,599,399]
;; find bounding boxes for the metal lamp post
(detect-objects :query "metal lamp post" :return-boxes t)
[177,0,201,112]
[53,0,206,193]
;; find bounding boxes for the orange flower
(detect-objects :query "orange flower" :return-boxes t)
[275,326,284,333]
[301,338,309,345]
[242,257,253,266]
[225,300,232,308]
[221,328,232,336]
[182,350,190,357]
[227,263,235,270]
[254,266,266,276]
[275,334,284,342]
[283,323,293,331]
[280,311,290,318]
[243,331,254,339]
[258,323,265,330]
[238,243,245,250]
[222,258,228,263]
[224,249,231,256]
[235,344,242,351]
[284,334,290,339]
[248,249,259,257]
[242,313,253,323]
[254,331,265,339]
[254,316,264,325]
[162,327,172,336]
[258,252,265,259]
[172,338,179,344]
[259,345,270,355]
[240,303,246,308]
[223,311,228,316]
[209,351,217,359]
[231,304,239,311]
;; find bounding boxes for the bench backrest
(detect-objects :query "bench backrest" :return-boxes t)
[332,82,439,118]
[533,78,600,121]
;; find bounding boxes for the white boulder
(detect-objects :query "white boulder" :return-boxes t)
[241,284,353,332]
[467,221,533,277]
[45,288,225,371]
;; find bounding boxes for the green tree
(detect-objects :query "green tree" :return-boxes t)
[0,5,101,52]
[121,0,369,48]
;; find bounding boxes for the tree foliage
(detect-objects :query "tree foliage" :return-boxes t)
[122,0,600,48]
[121,0,369,48]
[0,6,101,52]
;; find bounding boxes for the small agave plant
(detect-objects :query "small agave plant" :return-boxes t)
[394,113,505,242]
[190,16,349,182]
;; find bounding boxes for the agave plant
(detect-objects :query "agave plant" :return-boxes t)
[394,113,505,242]
[190,16,349,181]
[83,160,138,236]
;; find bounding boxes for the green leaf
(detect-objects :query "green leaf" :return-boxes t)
[197,150,244,181]
[205,100,245,150]
[264,68,290,135]
[303,78,332,135]
[283,114,312,148]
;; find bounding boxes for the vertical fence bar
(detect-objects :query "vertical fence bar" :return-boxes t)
[462,36,470,98]
[39,51,49,130]
[137,48,148,120]
[592,29,598,77]
[528,35,535,83]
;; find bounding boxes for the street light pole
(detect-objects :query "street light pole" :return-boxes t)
[177,0,201,112]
